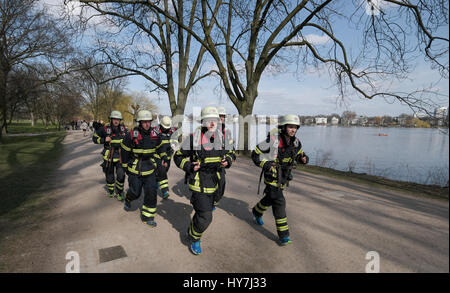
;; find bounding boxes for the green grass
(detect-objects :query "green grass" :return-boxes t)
[0,133,66,219]
[6,120,62,134]
[295,164,449,200]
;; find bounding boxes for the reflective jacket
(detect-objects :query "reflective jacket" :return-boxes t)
[92,124,128,163]
[221,124,236,162]
[120,126,168,176]
[158,126,178,161]
[252,128,309,189]
[174,127,234,194]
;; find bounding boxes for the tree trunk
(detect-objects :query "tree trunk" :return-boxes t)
[31,111,36,126]
[236,99,256,156]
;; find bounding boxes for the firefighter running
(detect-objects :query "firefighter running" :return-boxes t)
[92,110,128,200]
[156,116,178,199]
[213,106,236,211]
[251,114,309,246]
[174,106,235,255]
[120,110,169,227]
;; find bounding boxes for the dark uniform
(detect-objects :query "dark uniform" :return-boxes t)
[120,126,169,224]
[174,127,234,242]
[251,128,309,240]
[93,124,128,197]
[213,125,236,208]
[156,126,178,197]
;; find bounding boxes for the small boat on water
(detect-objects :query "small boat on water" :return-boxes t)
[376,133,388,136]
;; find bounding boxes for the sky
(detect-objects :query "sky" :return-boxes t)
[42,0,449,117]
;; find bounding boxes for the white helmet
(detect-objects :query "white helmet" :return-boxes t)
[201,106,220,120]
[160,116,172,129]
[217,106,226,116]
[110,110,123,120]
[136,110,153,122]
[280,114,300,127]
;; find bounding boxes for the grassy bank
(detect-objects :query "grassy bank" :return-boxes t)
[237,153,448,200]
[6,121,62,134]
[296,164,449,200]
[0,133,66,224]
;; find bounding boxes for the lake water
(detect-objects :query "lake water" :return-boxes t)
[181,122,449,186]
[294,126,449,186]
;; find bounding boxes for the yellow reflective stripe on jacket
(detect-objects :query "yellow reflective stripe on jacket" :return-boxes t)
[194,172,200,187]
[188,184,218,194]
[103,149,110,160]
[161,139,170,144]
[297,149,304,156]
[93,132,101,144]
[103,150,120,161]
[121,141,131,151]
[282,157,292,163]
[110,139,122,144]
[204,157,222,163]
[132,148,156,154]
[264,179,285,189]
[189,184,201,192]
[180,158,189,169]
[259,160,268,168]
[254,146,263,155]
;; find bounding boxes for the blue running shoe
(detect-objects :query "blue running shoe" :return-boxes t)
[124,200,131,211]
[212,206,216,211]
[190,240,202,255]
[162,191,169,199]
[280,237,292,246]
[252,209,264,226]
[145,220,157,228]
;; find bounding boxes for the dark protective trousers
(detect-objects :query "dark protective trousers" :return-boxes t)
[213,168,226,206]
[188,191,215,242]
[126,173,158,221]
[252,185,290,238]
[156,160,171,194]
[103,161,125,195]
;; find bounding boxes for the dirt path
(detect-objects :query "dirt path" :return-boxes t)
[1,131,448,272]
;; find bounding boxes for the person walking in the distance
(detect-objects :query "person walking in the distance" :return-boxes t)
[81,120,88,137]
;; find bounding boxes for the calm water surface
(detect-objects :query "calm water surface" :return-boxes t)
[182,122,449,186]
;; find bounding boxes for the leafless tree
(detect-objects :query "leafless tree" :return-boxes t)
[0,0,76,139]
[72,0,216,119]
[126,91,159,122]
[126,0,448,152]
[75,57,127,120]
